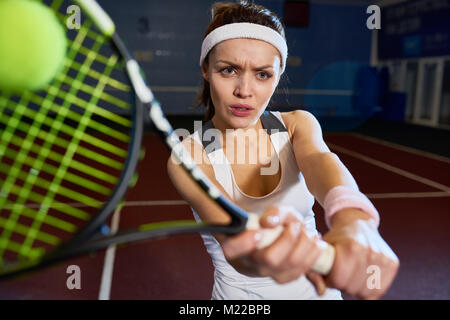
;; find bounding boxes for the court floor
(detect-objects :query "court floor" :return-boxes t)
[0,132,449,300]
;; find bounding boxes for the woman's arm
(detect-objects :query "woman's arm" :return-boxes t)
[283,110,378,226]
[283,110,360,208]
[283,110,399,299]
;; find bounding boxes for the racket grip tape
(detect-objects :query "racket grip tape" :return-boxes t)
[246,213,335,275]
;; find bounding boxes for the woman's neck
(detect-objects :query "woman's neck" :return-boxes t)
[211,116,262,135]
[211,115,265,151]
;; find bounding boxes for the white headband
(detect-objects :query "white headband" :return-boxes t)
[200,22,288,74]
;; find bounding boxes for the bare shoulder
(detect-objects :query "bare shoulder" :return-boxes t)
[279,110,323,143]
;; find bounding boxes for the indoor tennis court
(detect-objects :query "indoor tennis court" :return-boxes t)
[1,127,449,299]
[0,0,449,300]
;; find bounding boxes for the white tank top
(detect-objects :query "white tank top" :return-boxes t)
[189,111,342,300]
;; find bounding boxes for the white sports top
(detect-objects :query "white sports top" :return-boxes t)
[189,111,342,300]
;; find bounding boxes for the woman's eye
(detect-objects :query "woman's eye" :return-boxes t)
[221,67,235,75]
[257,72,272,80]
[219,68,272,79]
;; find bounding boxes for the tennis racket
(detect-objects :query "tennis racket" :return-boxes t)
[0,0,335,279]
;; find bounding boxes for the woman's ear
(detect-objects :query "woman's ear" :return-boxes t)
[201,62,209,82]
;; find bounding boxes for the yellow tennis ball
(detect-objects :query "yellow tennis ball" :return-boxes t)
[0,0,67,92]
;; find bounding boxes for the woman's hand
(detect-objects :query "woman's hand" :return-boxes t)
[220,206,399,300]
[221,205,326,287]
[316,208,400,299]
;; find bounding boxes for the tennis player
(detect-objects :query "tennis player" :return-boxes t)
[167,1,399,300]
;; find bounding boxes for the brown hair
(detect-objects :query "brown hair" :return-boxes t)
[194,1,286,122]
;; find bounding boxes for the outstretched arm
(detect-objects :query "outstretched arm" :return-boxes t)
[285,110,399,299]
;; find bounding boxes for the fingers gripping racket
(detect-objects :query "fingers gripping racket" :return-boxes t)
[0,0,335,279]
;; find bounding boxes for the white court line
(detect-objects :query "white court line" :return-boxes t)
[93,187,448,299]
[348,133,450,164]
[10,192,450,212]
[124,200,188,207]
[98,204,122,301]
[327,143,450,192]
[0,200,189,210]
[96,200,186,300]
[365,191,450,199]
[82,193,449,215]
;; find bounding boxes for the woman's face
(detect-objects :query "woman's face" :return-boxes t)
[202,38,282,129]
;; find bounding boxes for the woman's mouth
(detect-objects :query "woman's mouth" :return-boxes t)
[230,104,254,117]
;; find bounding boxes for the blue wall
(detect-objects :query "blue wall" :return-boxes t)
[98,0,372,115]
[379,0,450,60]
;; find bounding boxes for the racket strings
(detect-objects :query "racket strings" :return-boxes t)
[0,90,48,261]
[0,0,137,265]
[0,130,120,188]
[0,95,129,169]
[26,82,131,145]
[19,19,122,256]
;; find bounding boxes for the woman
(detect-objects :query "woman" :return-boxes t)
[167,1,399,300]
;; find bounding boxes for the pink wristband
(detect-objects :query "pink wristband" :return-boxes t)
[323,186,380,229]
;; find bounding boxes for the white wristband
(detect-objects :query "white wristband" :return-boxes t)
[323,186,380,229]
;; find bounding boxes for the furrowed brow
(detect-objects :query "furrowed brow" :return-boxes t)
[216,60,274,70]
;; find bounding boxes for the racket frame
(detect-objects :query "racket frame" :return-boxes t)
[0,0,249,278]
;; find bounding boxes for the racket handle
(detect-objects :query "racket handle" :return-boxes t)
[246,213,335,275]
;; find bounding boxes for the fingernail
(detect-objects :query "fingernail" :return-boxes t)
[267,215,280,225]
[290,222,301,236]
[313,281,324,296]
[319,282,326,296]
[253,232,262,243]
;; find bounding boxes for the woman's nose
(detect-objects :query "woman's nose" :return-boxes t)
[233,75,252,99]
